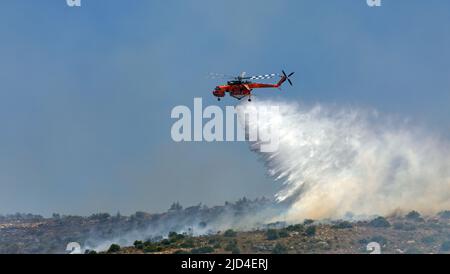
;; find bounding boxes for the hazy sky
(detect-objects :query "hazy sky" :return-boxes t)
[0,0,449,216]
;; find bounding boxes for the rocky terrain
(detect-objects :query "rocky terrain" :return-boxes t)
[1,199,450,254]
[102,211,450,254]
[0,197,275,253]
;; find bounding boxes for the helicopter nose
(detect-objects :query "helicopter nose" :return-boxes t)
[213,89,224,97]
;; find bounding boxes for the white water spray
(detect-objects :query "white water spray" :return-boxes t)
[239,99,450,222]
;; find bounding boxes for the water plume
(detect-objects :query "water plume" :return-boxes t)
[239,99,450,222]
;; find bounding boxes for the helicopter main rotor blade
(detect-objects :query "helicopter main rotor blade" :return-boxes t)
[248,73,279,80]
[207,73,235,79]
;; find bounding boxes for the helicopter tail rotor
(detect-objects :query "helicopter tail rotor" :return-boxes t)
[282,70,295,86]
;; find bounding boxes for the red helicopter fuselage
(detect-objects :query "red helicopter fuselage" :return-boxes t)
[213,76,288,101]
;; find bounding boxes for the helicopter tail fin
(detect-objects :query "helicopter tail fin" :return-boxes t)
[276,76,287,87]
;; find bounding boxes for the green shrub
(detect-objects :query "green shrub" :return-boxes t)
[438,210,450,219]
[107,244,121,253]
[168,231,178,239]
[224,229,237,237]
[173,250,189,254]
[395,222,416,231]
[180,238,195,248]
[358,238,369,245]
[161,239,171,246]
[144,245,162,253]
[369,217,391,228]
[305,226,316,237]
[393,222,404,230]
[405,211,421,220]
[272,243,288,254]
[279,230,289,238]
[133,240,144,249]
[231,247,241,254]
[286,224,303,232]
[332,221,353,229]
[168,232,185,243]
[191,246,214,254]
[225,240,238,252]
[84,249,97,254]
[266,229,279,240]
[421,236,437,245]
[441,241,450,252]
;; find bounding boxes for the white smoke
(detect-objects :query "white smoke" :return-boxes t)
[239,99,450,222]
[84,99,450,252]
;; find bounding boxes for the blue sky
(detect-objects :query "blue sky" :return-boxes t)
[0,0,449,215]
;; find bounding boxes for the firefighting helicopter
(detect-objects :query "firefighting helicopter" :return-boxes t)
[209,70,295,101]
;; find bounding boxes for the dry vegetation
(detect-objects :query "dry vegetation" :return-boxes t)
[1,202,449,254]
[102,211,450,254]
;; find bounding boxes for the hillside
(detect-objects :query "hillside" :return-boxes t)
[102,211,450,254]
[1,199,450,254]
